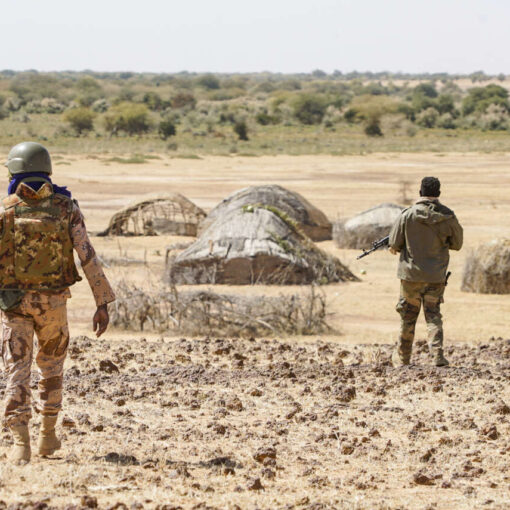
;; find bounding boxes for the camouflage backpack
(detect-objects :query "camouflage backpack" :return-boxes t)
[0,182,81,290]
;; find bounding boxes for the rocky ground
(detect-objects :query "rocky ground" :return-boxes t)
[0,334,509,509]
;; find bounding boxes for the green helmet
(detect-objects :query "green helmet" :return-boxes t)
[5,141,52,175]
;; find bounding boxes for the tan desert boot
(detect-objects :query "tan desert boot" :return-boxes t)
[10,424,31,464]
[391,349,410,367]
[38,416,61,456]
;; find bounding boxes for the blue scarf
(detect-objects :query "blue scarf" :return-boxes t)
[8,172,72,198]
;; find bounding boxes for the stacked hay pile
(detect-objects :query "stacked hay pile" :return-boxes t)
[168,205,357,285]
[199,184,332,241]
[99,193,206,237]
[334,203,403,249]
[462,239,510,294]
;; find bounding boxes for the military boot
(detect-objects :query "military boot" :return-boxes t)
[391,338,412,367]
[433,350,449,367]
[38,416,61,456]
[9,424,31,465]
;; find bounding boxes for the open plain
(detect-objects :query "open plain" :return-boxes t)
[1,152,510,509]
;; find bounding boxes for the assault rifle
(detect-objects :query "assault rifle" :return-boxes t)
[356,235,389,260]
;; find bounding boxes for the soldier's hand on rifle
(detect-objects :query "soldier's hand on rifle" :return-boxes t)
[389,247,398,255]
[93,304,109,338]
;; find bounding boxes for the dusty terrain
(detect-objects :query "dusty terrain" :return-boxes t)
[1,153,510,509]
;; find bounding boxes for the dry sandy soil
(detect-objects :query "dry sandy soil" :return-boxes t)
[1,153,510,509]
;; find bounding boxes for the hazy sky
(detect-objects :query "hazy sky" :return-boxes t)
[1,0,509,74]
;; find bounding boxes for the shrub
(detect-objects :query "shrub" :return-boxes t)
[158,119,177,139]
[171,92,196,110]
[292,94,328,125]
[104,102,151,136]
[143,91,165,111]
[233,120,249,141]
[63,107,96,135]
[416,107,439,128]
[462,84,509,115]
[478,104,509,131]
[255,111,279,125]
[347,95,399,135]
[196,74,220,90]
[437,113,456,129]
[364,119,383,136]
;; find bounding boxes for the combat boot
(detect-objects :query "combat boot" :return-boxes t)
[38,415,61,456]
[434,351,449,367]
[391,349,410,367]
[9,424,31,465]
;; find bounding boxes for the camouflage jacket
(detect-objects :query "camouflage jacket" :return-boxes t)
[0,182,115,309]
[389,198,463,283]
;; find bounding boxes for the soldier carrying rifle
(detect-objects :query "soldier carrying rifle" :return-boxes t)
[388,177,463,367]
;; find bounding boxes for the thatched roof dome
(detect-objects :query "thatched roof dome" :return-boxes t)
[334,203,404,249]
[198,185,332,242]
[462,239,510,294]
[99,193,206,237]
[168,206,357,285]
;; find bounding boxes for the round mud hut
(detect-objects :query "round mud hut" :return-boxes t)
[462,239,510,294]
[99,193,206,237]
[168,206,357,285]
[198,185,332,242]
[334,203,403,249]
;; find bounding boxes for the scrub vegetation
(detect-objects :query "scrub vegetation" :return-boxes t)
[1,70,510,155]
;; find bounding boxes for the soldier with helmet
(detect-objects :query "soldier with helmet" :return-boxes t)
[1,141,115,464]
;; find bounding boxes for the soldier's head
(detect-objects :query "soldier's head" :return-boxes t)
[419,176,440,198]
[5,141,52,178]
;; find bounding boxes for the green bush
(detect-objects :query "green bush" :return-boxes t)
[63,107,96,135]
[104,102,151,136]
[416,107,439,128]
[233,120,249,141]
[292,94,328,125]
[462,84,509,115]
[255,111,279,125]
[196,74,220,90]
[171,93,196,110]
[158,119,177,139]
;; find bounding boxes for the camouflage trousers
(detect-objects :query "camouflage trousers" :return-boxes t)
[1,291,70,426]
[395,280,445,364]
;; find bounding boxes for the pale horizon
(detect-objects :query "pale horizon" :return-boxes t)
[2,0,509,75]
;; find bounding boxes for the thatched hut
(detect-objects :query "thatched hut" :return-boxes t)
[334,203,404,249]
[168,206,357,285]
[99,193,206,237]
[462,239,510,294]
[198,185,332,241]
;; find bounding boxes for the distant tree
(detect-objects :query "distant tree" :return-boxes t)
[63,107,95,135]
[143,91,164,111]
[233,120,249,141]
[462,84,509,115]
[416,107,439,128]
[158,119,176,139]
[292,94,328,125]
[196,74,220,90]
[104,102,151,136]
[347,95,399,136]
[171,92,196,110]
[312,69,327,78]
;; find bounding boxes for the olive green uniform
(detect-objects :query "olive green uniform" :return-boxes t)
[389,198,463,365]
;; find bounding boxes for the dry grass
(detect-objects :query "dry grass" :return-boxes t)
[462,239,510,294]
[110,283,332,337]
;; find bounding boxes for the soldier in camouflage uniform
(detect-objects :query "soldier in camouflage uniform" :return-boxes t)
[388,177,463,367]
[1,142,115,464]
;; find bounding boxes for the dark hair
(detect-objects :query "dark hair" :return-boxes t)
[420,176,440,197]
